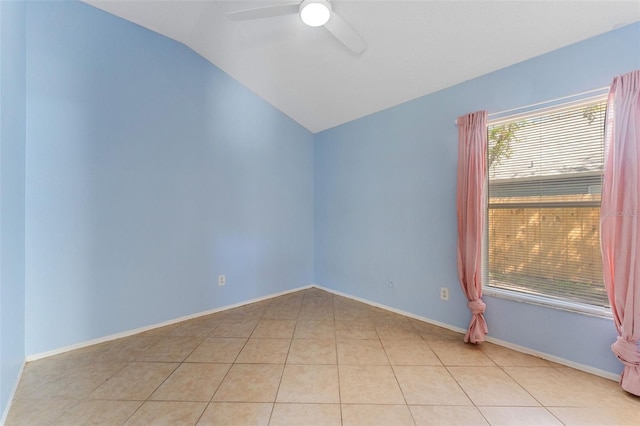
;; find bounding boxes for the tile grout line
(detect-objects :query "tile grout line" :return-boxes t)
[496,363,567,425]
[194,315,257,424]
[266,297,299,425]
[385,336,419,425]
[143,336,206,421]
[331,297,346,426]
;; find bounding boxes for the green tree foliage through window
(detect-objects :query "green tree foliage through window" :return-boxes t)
[488,122,525,169]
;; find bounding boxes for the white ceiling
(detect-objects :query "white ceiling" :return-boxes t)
[84,0,640,133]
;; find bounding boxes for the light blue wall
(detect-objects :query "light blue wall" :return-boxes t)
[315,22,640,375]
[0,0,27,418]
[24,1,314,356]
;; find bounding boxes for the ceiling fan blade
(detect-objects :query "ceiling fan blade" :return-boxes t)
[324,12,366,54]
[226,3,300,21]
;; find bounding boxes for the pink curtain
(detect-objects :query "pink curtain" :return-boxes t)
[456,111,489,344]
[601,70,640,396]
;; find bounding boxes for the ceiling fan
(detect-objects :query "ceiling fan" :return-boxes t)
[226,0,367,54]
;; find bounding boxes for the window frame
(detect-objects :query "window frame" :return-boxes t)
[482,94,612,319]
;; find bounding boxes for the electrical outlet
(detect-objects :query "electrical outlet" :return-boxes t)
[218,275,226,286]
[440,287,449,301]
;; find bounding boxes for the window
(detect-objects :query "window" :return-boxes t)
[486,96,608,310]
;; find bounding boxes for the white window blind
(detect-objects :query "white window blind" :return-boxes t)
[487,97,608,308]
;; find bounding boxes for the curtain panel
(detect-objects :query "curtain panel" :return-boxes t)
[456,110,489,344]
[601,70,640,396]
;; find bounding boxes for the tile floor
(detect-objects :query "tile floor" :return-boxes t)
[6,288,640,425]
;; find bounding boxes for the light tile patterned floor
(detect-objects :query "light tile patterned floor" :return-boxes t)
[6,288,640,425]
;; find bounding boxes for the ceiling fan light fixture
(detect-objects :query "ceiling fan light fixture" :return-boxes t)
[300,0,331,27]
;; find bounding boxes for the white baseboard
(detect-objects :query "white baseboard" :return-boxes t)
[22,282,621,384]
[1,359,26,425]
[482,335,621,382]
[312,284,467,334]
[312,284,621,382]
[26,284,313,362]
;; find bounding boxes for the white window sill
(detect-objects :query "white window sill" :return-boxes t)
[483,287,613,319]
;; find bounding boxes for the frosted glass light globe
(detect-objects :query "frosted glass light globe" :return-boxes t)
[300,0,331,27]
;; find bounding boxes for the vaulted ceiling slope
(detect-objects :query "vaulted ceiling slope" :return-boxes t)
[84,1,640,133]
